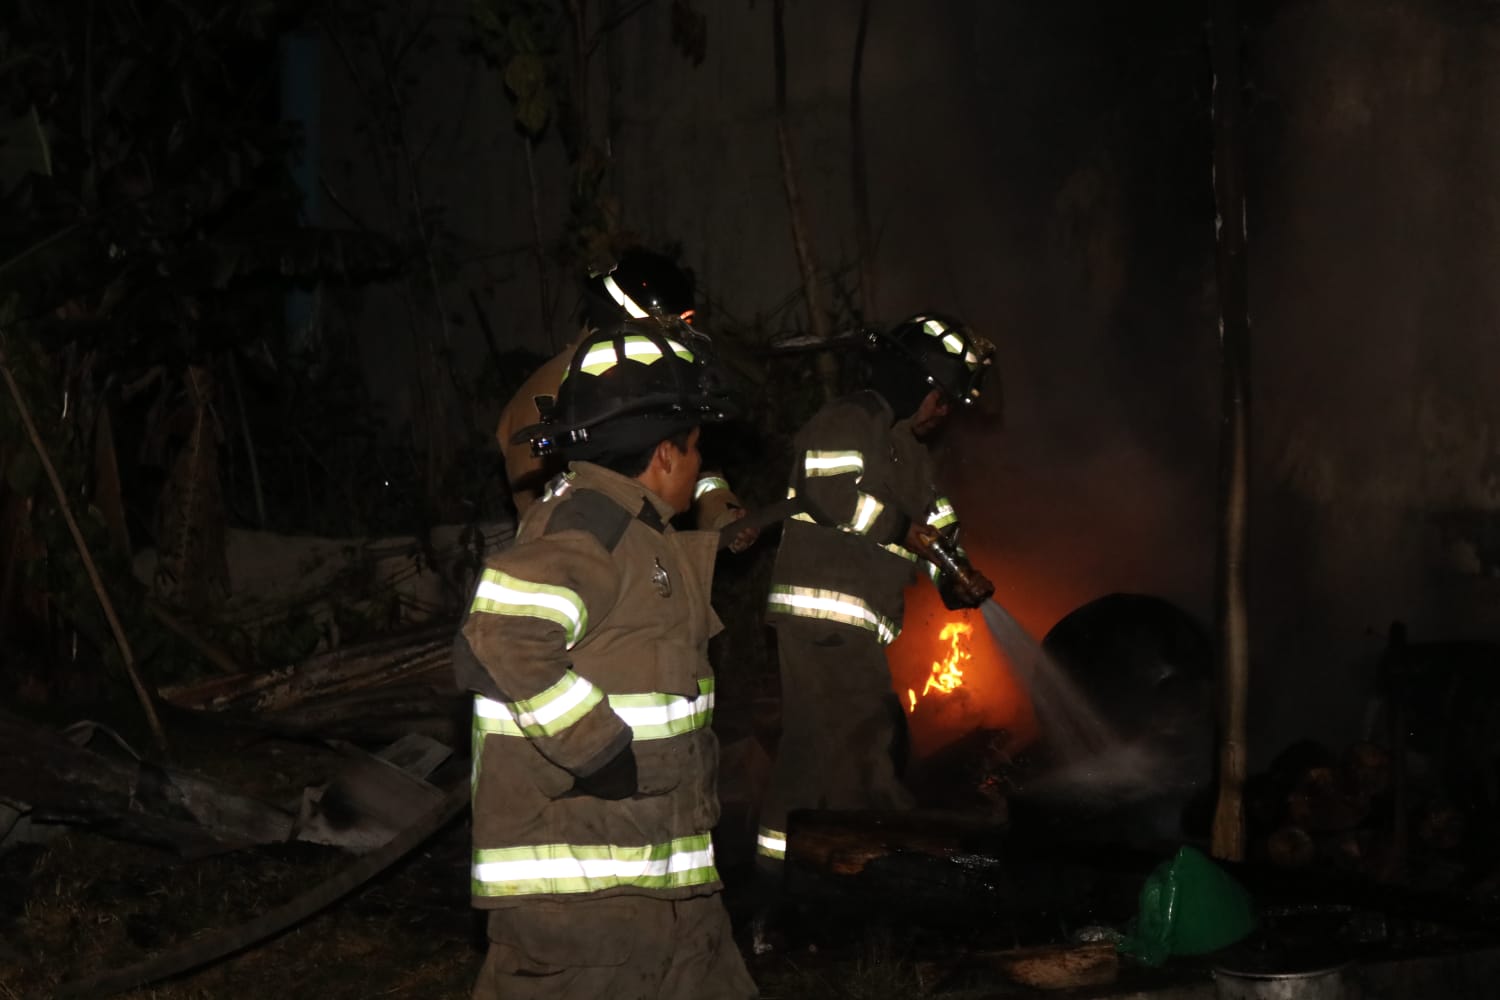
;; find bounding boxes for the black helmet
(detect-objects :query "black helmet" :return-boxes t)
[870,312,995,411]
[515,319,736,462]
[582,248,697,328]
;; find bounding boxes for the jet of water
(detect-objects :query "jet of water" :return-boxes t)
[979,598,1119,764]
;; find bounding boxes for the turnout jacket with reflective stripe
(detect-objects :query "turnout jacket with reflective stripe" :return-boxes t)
[766,390,957,644]
[454,461,725,907]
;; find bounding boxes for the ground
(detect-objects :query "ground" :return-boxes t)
[0,714,946,1000]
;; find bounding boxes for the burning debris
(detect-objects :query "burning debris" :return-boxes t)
[907,619,974,713]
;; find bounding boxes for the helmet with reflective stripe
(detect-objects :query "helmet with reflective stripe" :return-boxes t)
[873,312,995,410]
[515,319,737,461]
[582,248,696,328]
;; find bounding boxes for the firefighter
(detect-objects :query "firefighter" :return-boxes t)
[456,319,759,1000]
[495,248,753,549]
[754,313,998,884]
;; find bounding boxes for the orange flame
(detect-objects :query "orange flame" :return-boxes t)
[906,620,973,712]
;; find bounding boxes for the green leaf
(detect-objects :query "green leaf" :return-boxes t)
[515,94,549,136]
[503,51,546,99]
[0,106,53,188]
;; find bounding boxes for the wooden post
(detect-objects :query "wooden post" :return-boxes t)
[1210,0,1251,862]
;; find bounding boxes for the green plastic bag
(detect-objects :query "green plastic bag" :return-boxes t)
[1117,845,1257,966]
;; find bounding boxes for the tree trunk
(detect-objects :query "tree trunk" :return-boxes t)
[1210,0,1252,863]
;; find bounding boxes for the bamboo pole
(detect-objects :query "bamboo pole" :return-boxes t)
[1210,0,1251,862]
[0,357,169,753]
[850,0,877,323]
[772,0,839,400]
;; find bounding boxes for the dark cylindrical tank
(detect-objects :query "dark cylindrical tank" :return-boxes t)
[1013,593,1215,845]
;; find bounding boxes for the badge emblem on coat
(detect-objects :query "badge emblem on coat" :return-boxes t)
[652,557,672,598]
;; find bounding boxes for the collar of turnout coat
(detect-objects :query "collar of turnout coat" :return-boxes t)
[563,461,679,530]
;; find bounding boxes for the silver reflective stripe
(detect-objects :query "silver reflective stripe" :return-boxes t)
[694,476,730,500]
[927,497,958,531]
[471,568,588,649]
[602,274,650,318]
[472,834,717,897]
[804,450,864,477]
[766,585,898,644]
[756,826,787,860]
[473,673,603,739]
[926,562,941,584]
[846,492,884,535]
[474,677,714,742]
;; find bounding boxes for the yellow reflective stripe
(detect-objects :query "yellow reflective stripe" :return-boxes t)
[883,542,918,562]
[470,568,588,649]
[766,585,898,644]
[694,476,730,500]
[804,450,864,477]
[926,562,942,584]
[844,492,884,534]
[610,678,715,740]
[474,677,714,743]
[573,335,695,376]
[756,826,787,860]
[926,497,958,531]
[602,274,650,318]
[473,834,717,897]
[472,673,602,739]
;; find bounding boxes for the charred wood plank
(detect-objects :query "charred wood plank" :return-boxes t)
[0,711,292,856]
[158,624,455,713]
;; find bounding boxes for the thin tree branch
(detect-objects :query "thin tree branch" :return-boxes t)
[0,356,169,753]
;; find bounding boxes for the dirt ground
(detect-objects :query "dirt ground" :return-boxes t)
[0,819,938,1000]
[0,713,944,1000]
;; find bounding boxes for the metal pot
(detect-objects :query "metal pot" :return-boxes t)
[1213,962,1350,1000]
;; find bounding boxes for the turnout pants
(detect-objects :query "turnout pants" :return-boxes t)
[473,893,756,1000]
[757,622,915,869]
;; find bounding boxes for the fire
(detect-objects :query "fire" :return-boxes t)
[906,620,973,712]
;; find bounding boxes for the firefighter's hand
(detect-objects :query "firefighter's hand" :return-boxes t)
[725,506,759,554]
[905,522,940,558]
[571,746,637,799]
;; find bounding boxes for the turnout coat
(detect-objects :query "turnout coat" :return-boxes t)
[455,461,724,907]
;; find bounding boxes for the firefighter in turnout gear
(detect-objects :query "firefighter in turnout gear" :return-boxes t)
[495,248,753,550]
[755,312,997,881]
[457,320,758,999]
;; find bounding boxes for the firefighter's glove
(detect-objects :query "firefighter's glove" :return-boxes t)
[946,566,995,610]
[904,522,941,558]
[572,746,638,800]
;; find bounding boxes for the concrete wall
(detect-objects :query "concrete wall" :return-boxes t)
[319,0,1500,763]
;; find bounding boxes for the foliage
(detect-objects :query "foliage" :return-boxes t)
[0,0,425,701]
[470,0,564,139]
